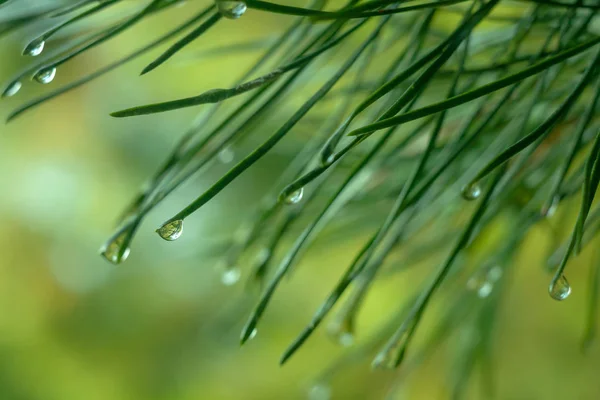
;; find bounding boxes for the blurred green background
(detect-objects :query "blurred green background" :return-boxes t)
[1,1,600,399]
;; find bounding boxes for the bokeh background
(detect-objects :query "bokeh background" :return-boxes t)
[1,1,600,399]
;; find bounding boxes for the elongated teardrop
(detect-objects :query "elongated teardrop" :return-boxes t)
[34,67,56,84]
[549,275,571,301]
[23,39,45,56]
[156,219,184,241]
[2,80,21,97]
[100,232,131,264]
[285,187,304,205]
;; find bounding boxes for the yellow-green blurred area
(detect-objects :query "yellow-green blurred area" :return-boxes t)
[0,1,600,399]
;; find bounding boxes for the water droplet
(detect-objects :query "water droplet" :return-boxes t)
[477,281,493,298]
[327,318,354,347]
[156,219,183,241]
[99,232,131,264]
[542,196,559,218]
[285,187,304,205]
[216,1,247,19]
[248,328,257,340]
[549,275,571,301]
[23,39,45,56]
[33,67,56,84]
[461,182,481,201]
[2,80,21,97]
[322,153,335,165]
[221,267,241,286]
[487,265,503,282]
[217,146,234,164]
[308,383,331,400]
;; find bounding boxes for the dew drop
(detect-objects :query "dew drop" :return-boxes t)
[217,146,234,164]
[99,233,131,264]
[33,67,56,84]
[215,1,247,19]
[285,187,304,205]
[221,267,241,286]
[308,383,331,400]
[2,80,22,97]
[156,219,184,241]
[549,275,571,301]
[23,39,45,56]
[461,182,481,201]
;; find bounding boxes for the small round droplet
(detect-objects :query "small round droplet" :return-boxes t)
[100,233,131,264]
[217,146,234,164]
[461,182,481,201]
[308,383,331,400]
[156,219,184,241]
[285,187,304,205]
[549,275,571,301]
[221,267,241,286]
[216,1,247,19]
[23,39,45,56]
[33,67,56,84]
[2,80,22,97]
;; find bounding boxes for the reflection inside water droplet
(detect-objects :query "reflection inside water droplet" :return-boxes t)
[216,1,247,19]
[157,219,184,241]
[3,80,21,97]
[100,232,131,264]
[24,39,45,56]
[34,67,56,84]
[285,187,304,205]
[549,275,571,301]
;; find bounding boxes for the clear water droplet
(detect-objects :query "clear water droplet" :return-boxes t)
[99,232,131,264]
[549,275,571,301]
[34,67,56,84]
[2,80,21,97]
[461,182,481,201]
[285,187,304,205]
[156,219,183,241]
[215,1,247,19]
[217,146,234,164]
[308,383,331,400]
[221,267,241,286]
[24,39,45,56]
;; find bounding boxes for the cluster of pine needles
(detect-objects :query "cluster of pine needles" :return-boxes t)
[2,0,600,396]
